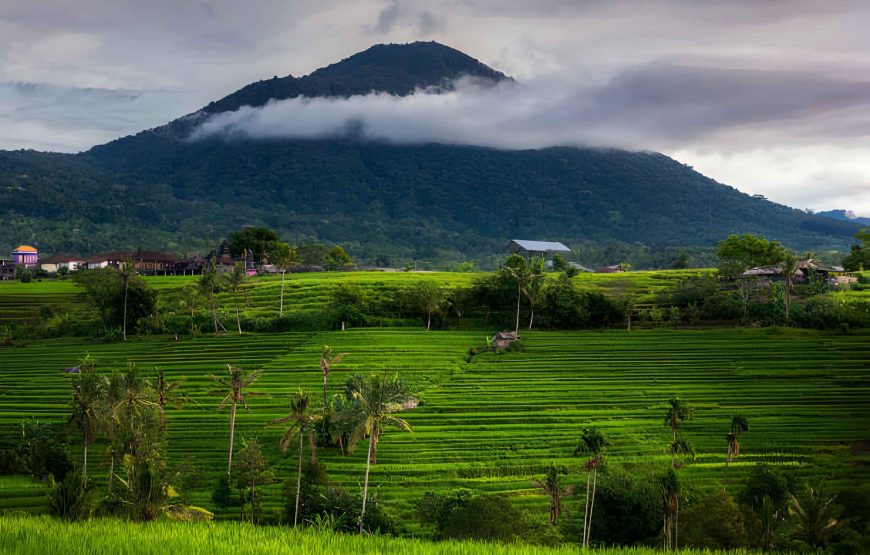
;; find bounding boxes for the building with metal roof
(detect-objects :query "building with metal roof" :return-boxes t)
[505,239,571,258]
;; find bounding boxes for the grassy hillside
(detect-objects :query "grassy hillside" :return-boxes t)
[1,327,868,525]
[0,515,767,555]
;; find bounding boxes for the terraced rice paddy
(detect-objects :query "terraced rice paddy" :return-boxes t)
[0,269,710,326]
[1,326,868,524]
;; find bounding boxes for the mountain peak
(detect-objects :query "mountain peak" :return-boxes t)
[201,41,510,115]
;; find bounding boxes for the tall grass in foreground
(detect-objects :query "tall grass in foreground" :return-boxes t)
[0,515,770,555]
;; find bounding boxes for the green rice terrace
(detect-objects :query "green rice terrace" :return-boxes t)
[0,269,868,552]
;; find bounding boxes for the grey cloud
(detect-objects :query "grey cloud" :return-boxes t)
[367,1,447,35]
[192,65,870,150]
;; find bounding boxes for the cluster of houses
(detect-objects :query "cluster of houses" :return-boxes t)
[0,243,258,280]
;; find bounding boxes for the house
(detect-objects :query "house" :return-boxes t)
[40,254,86,273]
[505,239,571,260]
[741,259,831,285]
[491,331,519,350]
[83,249,180,275]
[12,245,38,269]
[0,259,15,280]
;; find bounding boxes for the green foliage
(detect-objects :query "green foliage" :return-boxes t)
[228,227,278,260]
[323,246,353,270]
[47,471,92,521]
[439,494,529,542]
[587,465,665,545]
[716,233,787,276]
[71,268,155,335]
[329,284,370,328]
[842,228,870,271]
[739,464,794,512]
[681,490,749,549]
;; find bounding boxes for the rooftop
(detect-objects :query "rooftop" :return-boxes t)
[14,245,37,253]
[507,239,571,253]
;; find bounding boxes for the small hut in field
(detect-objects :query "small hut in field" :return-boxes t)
[491,331,519,350]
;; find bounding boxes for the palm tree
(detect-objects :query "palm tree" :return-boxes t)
[269,390,321,526]
[759,494,781,551]
[661,468,681,550]
[574,427,608,546]
[532,464,572,525]
[346,374,413,533]
[199,260,219,333]
[664,396,693,466]
[209,365,262,479]
[788,482,842,549]
[154,367,185,431]
[724,415,749,482]
[320,346,348,409]
[119,258,137,342]
[67,355,104,482]
[269,241,298,318]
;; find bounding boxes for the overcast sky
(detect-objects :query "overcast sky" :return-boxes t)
[2,0,869,215]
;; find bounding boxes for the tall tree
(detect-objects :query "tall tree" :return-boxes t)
[724,415,749,482]
[346,374,413,533]
[664,395,694,465]
[154,367,185,431]
[532,464,572,525]
[198,260,223,334]
[788,482,842,549]
[574,427,608,546]
[412,281,447,331]
[502,254,529,336]
[661,468,681,550]
[227,226,279,262]
[523,257,545,329]
[269,241,299,317]
[232,436,274,525]
[716,233,786,277]
[269,390,321,526]
[320,346,348,411]
[119,258,137,342]
[209,365,262,479]
[67,355,104,482]
[227,262,247,335]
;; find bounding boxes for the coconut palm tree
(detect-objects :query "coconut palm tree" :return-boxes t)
[67,355,105,482]
[154,367,186,431]
[532,464,572,525]
[788,482,842,549]
[209,365,262,479]
[724,415,749,482]
[346,374,413,533]
[661,468,681,550]
[198,260,224,334]
[664,396,693,467]
[575,427,609,546]
[269,390,321,526]
[320,346,348,409]
[269,241,298,318]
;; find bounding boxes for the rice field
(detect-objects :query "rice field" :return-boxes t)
[0,325,868,524]
[0,515,773,555]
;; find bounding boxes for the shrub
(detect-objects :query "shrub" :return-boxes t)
[48,471,92,520]
[681,490,750,549]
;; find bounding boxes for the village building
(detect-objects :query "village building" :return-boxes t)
[740,259,838,285]
[505,239,571,260]
[12,245,38,269]
[595,264,624,273]
[40,254,86,273]
[82,249,181,275]
[0,259,15,280]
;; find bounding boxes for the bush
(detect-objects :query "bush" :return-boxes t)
[48,470,92,520]
[739,464,794,512]
[681,490,750,549]
[440,494,528,541]
[587,465,664,546]
[791,295,869,330]
[19,269,33,283]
